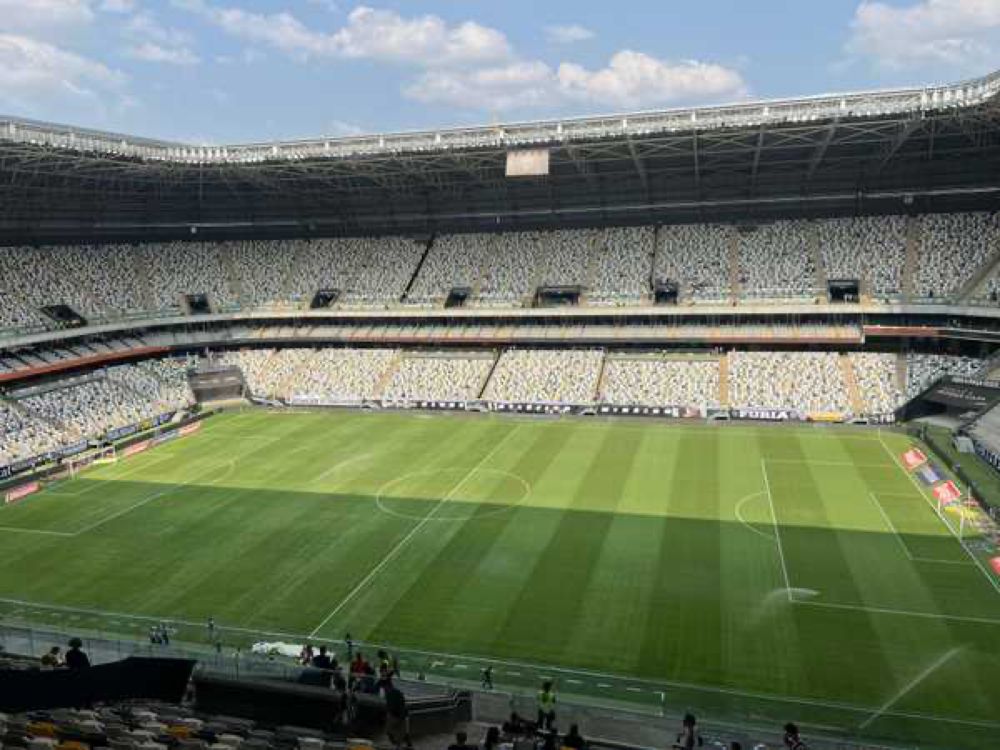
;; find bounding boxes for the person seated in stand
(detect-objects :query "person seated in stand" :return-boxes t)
[501,712,533,737]
[300,643,315,666]
[447,731,476,750]
[65,637,90,670]
[562,725,585,750]
[783,723,807,750]
[312,645,333,670]
[482,726,501,750]
[673,713,701,749]
[40,646,63,668]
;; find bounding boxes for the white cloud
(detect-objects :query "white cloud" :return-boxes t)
[127,42,199,65]
[545,24,594,44]
[406,61,556,110]
[0,33,125,111]
[326,119,366,137]
[175,1,511,66]
[847,0,1000,71]
[100,0,136,12]
[123,11,200,65]
[0,0,94,35]
[557,51,747,108]
[407,52,746,112]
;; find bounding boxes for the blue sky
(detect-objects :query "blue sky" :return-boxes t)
[0,0,998,143]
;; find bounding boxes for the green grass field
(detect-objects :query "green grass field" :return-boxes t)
[1,409,999,748]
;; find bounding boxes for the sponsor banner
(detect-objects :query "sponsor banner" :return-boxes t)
[106,423,139,442]
[917,464,943,486]
[286,395,359,407]
[731,408,801,422]
[123,440,151,458]
[152,430,179,447]
[412,400,470,411]
[58,440,89,458]
[807,412,846,423]
[179,422,202,437]
[5,481,40,506]
[596,404,703,419]
[491,402,577,415]
[932,480,962,505]
[974,439,1000,473]
[864,413,897,425]
[991,557,1000,576]
[902,448,928,471]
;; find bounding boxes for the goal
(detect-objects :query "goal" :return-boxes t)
[65,446,117,477]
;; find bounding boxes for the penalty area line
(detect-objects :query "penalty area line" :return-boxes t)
[308,423,522,638]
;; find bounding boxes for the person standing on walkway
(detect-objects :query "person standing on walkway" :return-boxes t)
[537,680,556,730]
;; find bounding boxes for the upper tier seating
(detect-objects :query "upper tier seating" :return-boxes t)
[737,221,816,301]
[818,216,906,298]
[0,213,997,331]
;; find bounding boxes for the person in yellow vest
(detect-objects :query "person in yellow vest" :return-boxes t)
[537,680,556,730]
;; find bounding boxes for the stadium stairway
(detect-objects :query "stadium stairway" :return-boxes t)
[810,224,826,300]
[476,351,502,399]
[130,246,156,312]
[372,351,404,399]
[901,216,921,301]
[839,353,864,414]
[895,353,908,396]
[727,232,740,304]
[221,246,245,305]
[593,350,610,401]
[719,353,731,407]
[955,235,1000,303]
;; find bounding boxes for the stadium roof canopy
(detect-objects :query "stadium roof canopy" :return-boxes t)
[2,69,1000,243]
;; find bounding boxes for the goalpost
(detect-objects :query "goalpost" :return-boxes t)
[65,446,117,477]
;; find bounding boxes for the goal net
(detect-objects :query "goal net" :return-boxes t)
[66,446,116,477]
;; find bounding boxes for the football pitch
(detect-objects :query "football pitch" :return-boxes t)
[1,409,999,748]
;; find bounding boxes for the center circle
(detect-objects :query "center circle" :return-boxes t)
[375,467,531,522]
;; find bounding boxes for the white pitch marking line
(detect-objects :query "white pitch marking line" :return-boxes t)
[866,492,914,560]
[2,594,998,730]
[794,599,1000,626]
[765,458,894,468]
[876,429,1000,595]
[859,647,962,730]
[308,423,522,638]
[733,491,774,541]
[760,459,793,600]
[0,526,74,537]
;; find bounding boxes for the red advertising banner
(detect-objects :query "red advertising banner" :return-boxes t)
[123,440,151,458]
[179,422,202,437]
[5,481,40,505]
[932,480,962,505]
[902,447,928,471]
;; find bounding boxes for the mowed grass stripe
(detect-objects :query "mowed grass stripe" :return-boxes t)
[4,410,1000,748]
[365,422,576,653]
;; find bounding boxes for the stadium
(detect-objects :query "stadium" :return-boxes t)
[2,56,1000,750]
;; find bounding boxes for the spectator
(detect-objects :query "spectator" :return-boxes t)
[312,645,333,670]
[384,683,409,749]
[65,637,90,670]
[537,680,557,731]
[448,731,476,750]
[40,646,63,668]
[300,643,315,665]
[673,713,701,750]
[482,726,501,750]
[562,724,585,750]
[502,712,532,736]
[783,723,807,750]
